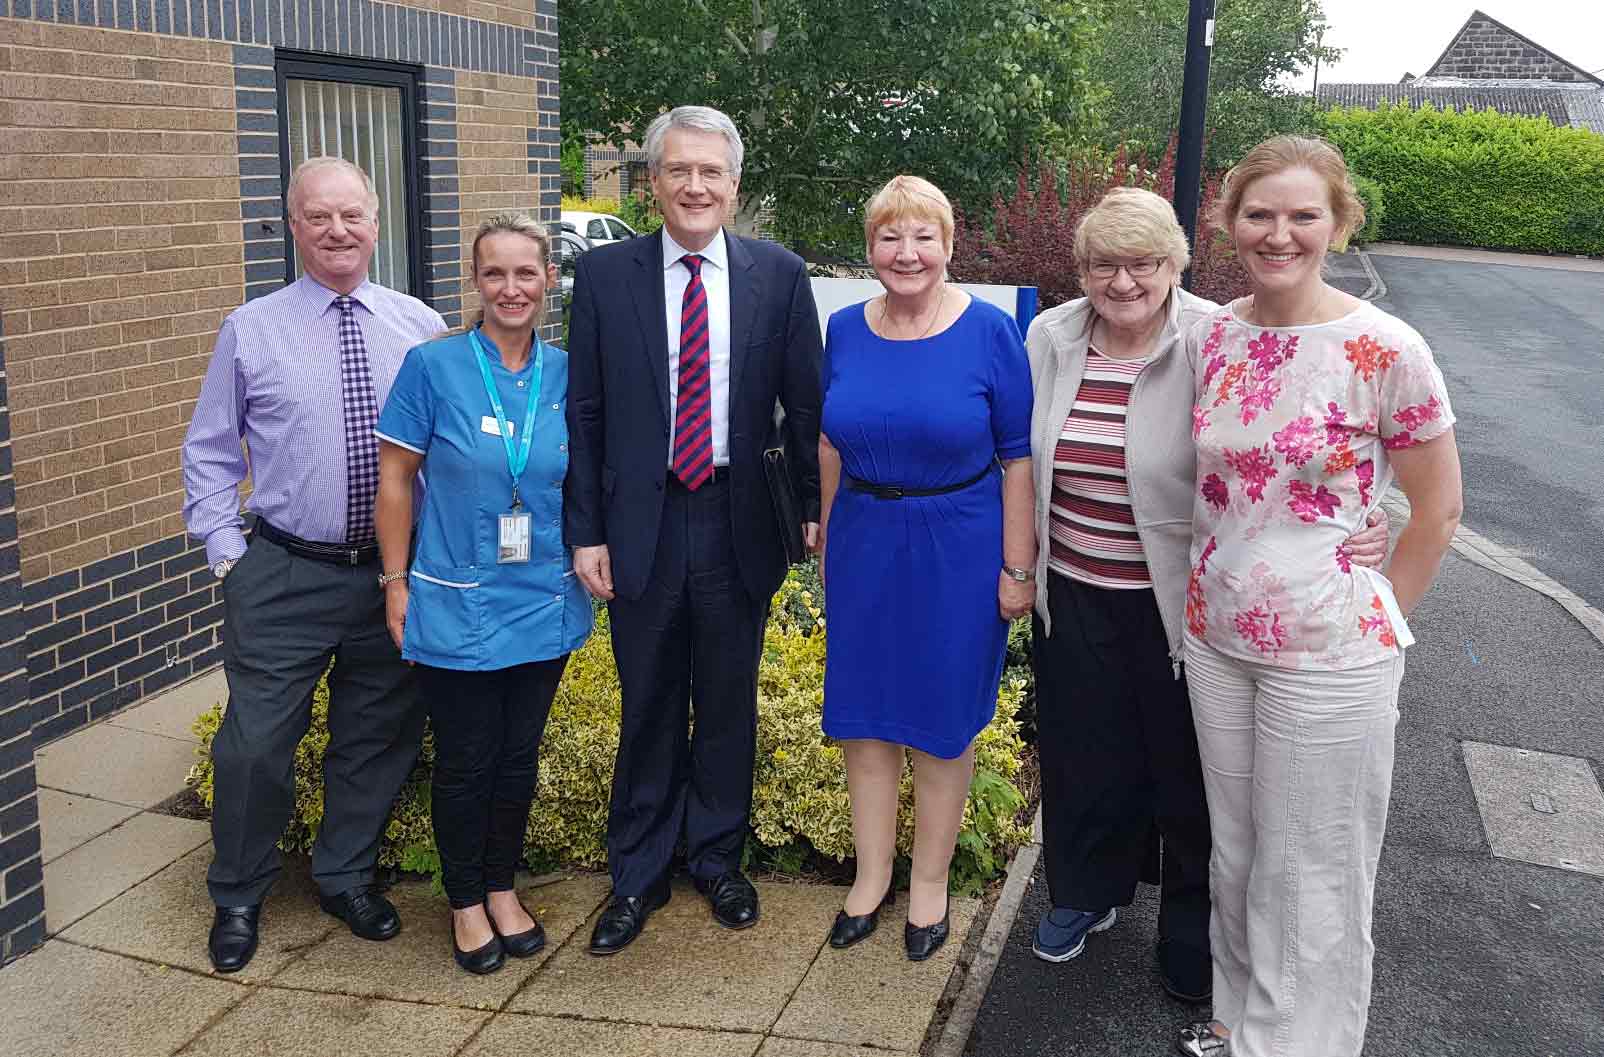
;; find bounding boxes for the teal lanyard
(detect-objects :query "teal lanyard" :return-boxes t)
[469,327,543,510]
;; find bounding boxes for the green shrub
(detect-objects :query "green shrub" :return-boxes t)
[1349,173,1386,245]
[187,565,1030,896]
[1318,102,1604,255]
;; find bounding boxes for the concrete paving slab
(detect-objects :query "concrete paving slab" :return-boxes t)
[757,1039,905,1056]
[106,669,225,743]
[772,894,978,1052]
[44,812,211,933]
[37,787,139,864]
[275,873,609,1007]
[35,722,197,808]
[462,1014,762,1057]
[509,879,837,1033]
[0,940,243,1057]
[62,846,337,982]
[179,986,489,1056]
[1462,741,1604,877]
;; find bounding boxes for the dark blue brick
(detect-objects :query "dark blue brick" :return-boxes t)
[0,765,36,814]
[0,827,40,874]
[84,595,138,633]
[26,616,81,655]
[163,549,208,578]
[0,737,30,778]
[246,281,283,302]
[138,579,184,611]
[0,643,20,681]
[117,650,167,683]
[189,601,225,630]
[234,68,274,91]
[29,659,84,700]
[165,589,213,622]
[0,794,38,839]
[236,88,276,111]
[0,609,23,648]
[237,132,276,154]
[246,262,284,285]
[23,570,80,609]
[88,682,142,720]
[0,886,45,942]
[241,177,283,199]
[422,140,458,159]
[425,194,460,212]
[238,111,277,134]
[60,669,115,709]
[113,608,161,643]
[178,627,215,657]
[141,658,192,695]
[82,550,135,588]
[0,703,30,745]
[25,651,54,680]
[140,618,188,654]
[55,583,108,619]
[111,564,162,598]
[5,856,42,900]
[136,536,185,566]
[85,637,138,675]
[189,644,223,674]
[188,568,218,592]
[57,626,113,666]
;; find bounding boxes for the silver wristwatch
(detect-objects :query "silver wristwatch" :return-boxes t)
[211,558,237,579]
[1002,565,1035,583]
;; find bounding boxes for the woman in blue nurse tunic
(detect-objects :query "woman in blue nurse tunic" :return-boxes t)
[374,213,591,976]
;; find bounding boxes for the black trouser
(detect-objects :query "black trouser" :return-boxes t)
[1032,572,1212,952]
[604,474,768,896]
[418,657,568,909]
[209,534,423,906]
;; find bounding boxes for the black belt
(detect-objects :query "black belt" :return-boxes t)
[845,462,994,500]
[254,519,379,566]
[668,466,730,489]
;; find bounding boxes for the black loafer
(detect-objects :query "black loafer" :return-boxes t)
[487,898,546,958]
[318,887,402,941]
[207,904,261,973]
[452,925,505,975]
[588,877,671,955]
[1159,938,1212,1003]
[829,883,896,949]
[693,870,760,930]
[905,897,950,962]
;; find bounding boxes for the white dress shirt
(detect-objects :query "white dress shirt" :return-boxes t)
[663,228,732,467]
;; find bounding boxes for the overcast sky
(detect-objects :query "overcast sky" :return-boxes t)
[1285,1,1604,90]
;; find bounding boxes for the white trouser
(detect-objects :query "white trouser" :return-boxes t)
[1184,633,1404,1057]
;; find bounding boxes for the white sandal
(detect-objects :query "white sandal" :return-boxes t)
[1176,1020,1230,1056]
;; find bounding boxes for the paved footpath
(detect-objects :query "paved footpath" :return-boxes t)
[0,670,980,1057]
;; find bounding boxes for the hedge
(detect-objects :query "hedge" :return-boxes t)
[1318,103,1604,256]
[187,564,1032,896]
[1349,173,1385,246]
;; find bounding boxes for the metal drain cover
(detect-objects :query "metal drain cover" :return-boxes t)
[1461,741,1604,877]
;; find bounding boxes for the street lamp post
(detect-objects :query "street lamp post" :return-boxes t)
[1173,0,1216,290]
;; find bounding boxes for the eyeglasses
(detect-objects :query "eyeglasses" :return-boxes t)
[1088,258,1164,279]
[300,209,373,230]
[661,164,731,186]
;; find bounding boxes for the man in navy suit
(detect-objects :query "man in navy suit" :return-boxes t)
[565,105,822,954]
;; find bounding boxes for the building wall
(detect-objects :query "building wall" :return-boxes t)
[1430,16,1596,83]
[0,0,559,964]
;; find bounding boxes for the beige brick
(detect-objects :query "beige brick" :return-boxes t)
[75,461,132,495]
[0,205,86,234]
[16,477,75,510]
[77,504,135,541]
[125,450,173,481]
[29,302,91,331]
[9,379,66,411]
[118,516,164,550]
[192,244,242,267]
[144,291,197,317]
[90,297,152,325]
[102,432,158,465]
[0,281,61,309]
[123,360,178,389]
[144,247,196,271]
[193,201,241,222]
[98,387,155,417]
[155,422,188,452]
[105,474,160,508]
[69,414,129,448]
[93,343,149,372]
[25,257,85,283]
[171,309,224,337]
[4,331,65,361]
[132,494,174,525]
[141,203,196,226]
[115,227,175,251]
[50,533,111,571]
[19,554,49,584]
[129,404,182,433]
[26,521,77,556]
[46,489,105,527]
[85,251,144,276]
[1,308,28,335]
[63,322,124,353]
[0,261,28,285]
[122,316,175,343]
[118,270,177,297]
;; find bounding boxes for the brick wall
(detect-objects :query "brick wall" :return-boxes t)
[1430,16,1596,83]
[0,0,559,963]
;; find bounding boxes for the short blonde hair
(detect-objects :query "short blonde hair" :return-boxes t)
[1074,187,1191,276]
[469,212,552,329]
[863,175,955,259]
[1211,135,1365,243]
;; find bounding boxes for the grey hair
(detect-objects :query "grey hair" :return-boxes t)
[287,156,379,217]
[642,106,744,178]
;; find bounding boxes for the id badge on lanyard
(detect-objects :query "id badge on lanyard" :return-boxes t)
[470,329,544,565]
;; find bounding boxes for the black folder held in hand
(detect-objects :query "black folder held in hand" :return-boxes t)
[762,446,806,566]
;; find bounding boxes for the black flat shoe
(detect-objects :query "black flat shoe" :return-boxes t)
[487,897,546,958]
[588,877,671,955]
[207,904,261,973]
[828,883,896,949]
[904,896,950,962]
[693,870,760,930]
[319,887,401,941]
[452,923,505,975]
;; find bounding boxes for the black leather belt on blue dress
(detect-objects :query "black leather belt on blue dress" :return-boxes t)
[844,462,994,500]
[254,518,380,566]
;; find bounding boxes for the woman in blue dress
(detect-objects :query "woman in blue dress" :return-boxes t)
[374,214,592,975]
[818,176,1037,961]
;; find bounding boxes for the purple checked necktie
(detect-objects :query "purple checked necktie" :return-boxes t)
[672,254,714,490]
[335,295,380,542]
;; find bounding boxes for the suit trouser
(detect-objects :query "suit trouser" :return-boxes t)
[1184,632,1403,1057]
[207,534,424,906]
[605,474,768,896]
[1032,572,1211,953]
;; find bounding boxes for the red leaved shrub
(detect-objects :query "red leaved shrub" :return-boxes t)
[950,139,1250,311]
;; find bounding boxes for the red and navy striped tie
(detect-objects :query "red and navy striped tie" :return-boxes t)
[672,253,714,490]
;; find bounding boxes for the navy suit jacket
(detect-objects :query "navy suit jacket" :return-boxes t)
[564,229,823,602]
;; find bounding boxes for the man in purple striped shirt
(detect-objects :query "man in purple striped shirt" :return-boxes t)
[181,157,445,974]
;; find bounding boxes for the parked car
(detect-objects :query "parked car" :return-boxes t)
[561,210,637,246]
[553,229,591,300]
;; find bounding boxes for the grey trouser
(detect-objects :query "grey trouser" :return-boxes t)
[206,534,423,906]
[1184,633,1404,1057]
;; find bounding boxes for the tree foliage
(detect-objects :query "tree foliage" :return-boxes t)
[560,0,1104,251]
[1090,0,1338,166]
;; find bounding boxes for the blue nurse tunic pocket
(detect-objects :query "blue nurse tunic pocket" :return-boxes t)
[404,564,485,665]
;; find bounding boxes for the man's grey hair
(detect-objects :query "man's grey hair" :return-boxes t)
[642,106,744,178]
[287,156,380,216]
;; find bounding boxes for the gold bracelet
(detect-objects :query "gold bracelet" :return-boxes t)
[377,570,408,587]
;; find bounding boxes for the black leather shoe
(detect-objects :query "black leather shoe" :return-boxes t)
[318,887,402,941]
[207,904,260,973]
[486,897,546,958]
[905,896,950,962]
[1159,938,1212,1003]
[452,924,505,975]
[588,877,671,955]
[693,870,760,930]
[829,883,896,949]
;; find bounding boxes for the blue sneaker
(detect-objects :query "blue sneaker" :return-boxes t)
[1032,906,1117,962]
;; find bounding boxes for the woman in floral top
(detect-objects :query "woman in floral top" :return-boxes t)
[1174,137,1463,1057]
